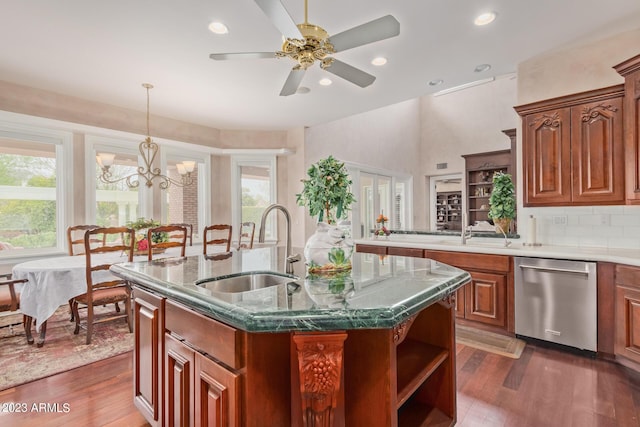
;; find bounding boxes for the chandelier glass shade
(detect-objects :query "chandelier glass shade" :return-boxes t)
[96,83,195,189]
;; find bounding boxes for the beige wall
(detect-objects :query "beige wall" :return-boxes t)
[304,98,423,230]
[517,27,640,105]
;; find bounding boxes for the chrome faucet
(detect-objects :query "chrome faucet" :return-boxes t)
[494,222,512,247]
[258,204,300,275]
[461,225,473,245]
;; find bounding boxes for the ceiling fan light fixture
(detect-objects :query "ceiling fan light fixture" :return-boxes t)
[319,78,332,86]
[371,57,387,66]
[474,12,497,26]
[208,22,229,34]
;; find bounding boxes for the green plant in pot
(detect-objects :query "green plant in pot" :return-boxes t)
[296,156,356,273]
[488,172,516,234]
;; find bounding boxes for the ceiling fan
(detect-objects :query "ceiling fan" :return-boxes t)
[209,0,400,96]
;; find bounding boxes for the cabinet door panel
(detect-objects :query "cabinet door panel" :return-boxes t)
[166,333,195,427]
[195,353,240,427]
[455,286,466,319]
[615,286,640,364]
[464,271,506,327]
[571,97,625,203]
[133,288,163,427]
[523,108,572,205]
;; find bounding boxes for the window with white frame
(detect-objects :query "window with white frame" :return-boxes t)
[231,156,277,242]
[0,121,72,257]
[347,164,412,239]
[87,136,211,237]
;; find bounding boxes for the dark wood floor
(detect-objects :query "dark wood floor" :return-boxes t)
[1,344,639,426]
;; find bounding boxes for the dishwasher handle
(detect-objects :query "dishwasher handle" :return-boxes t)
[518,264,590,277]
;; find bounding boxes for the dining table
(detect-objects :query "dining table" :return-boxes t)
[11,244,205,346]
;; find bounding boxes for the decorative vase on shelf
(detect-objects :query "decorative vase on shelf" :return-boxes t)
[304,222,354,274]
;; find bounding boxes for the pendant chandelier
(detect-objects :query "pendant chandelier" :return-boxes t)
[96,83,195,189]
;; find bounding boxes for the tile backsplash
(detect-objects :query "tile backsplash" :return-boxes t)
[520,205,640,249]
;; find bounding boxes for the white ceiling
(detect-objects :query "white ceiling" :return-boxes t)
[2,0,640,131]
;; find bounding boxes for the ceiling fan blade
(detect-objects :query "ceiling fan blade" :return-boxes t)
[329,15,400,52]
[254,0,302,40]
[324,59,376,88]
[280,68,305,96]
[209,52,276,60]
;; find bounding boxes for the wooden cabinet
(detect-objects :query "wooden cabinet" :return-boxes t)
[515,85,625,207]
[424,250,513,332]
[133,287,164,427]
[462,149,512,230]
[436,191,462,231]
[615,265,640,368]
[344,298,457,426]
[614,54,640,204]
[165,333,240,427]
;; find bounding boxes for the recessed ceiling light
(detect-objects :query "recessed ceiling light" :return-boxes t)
[296,86,310,94]
[371,57,387,66]
[208,22,229,34]
[474,64,491,73]
[474,12,497,26]
[319,78,332,86]
[428,79,444,86]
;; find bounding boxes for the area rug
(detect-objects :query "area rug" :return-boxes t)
[0,305,133,390]
[456,324,526,359]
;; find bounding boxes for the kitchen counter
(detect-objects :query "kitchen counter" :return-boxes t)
[114,247,470,426]
[356,234,640,266]
[111,246,470,333]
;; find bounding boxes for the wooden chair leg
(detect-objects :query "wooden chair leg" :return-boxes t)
[115,302,121,313]
[36,320,47,348]
[23,315,34,345]
[69,299,74,322]
[86,304,94,345]
[73,301,81,335]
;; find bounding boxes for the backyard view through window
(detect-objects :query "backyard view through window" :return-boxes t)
[0,139,57,252]
[240,164,273,240]
[95,151,140,228]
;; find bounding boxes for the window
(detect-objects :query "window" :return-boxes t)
[162,150,210,242]
[231,156,277,242]
[347,164,412,239]
[87,136,211,239]
[0,118,72,257]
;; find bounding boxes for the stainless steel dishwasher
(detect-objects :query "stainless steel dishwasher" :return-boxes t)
[514,257,597,352]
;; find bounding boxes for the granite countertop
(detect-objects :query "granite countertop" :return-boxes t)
[355,233,640,267]
[111,246,470,333]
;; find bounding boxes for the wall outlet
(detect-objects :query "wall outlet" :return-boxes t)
[553,215,568,225]
[599,214,610,225]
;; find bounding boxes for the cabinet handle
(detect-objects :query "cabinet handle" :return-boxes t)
[519,264,589,277]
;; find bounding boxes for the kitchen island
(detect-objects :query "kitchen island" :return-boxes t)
[112,247,470,427]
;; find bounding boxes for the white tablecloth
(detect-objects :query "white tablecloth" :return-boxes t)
[12,245,202,331]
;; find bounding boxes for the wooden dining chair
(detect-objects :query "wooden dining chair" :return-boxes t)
[168,223,193,246]
[203,224,232,254]
[72,226,134,345]
[238,221,256,250]
[67,225,111,321]
[147,225,187,261]
[0,273,34,345]
[67,225,103,256]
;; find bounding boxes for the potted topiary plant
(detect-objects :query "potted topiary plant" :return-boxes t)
[296,156,356,272]
[488,172,516,233]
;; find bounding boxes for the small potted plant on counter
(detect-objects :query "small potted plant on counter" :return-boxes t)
[296,155,355,273]
[488,172,516,234]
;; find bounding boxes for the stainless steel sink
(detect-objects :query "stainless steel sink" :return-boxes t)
[196,273,298,293]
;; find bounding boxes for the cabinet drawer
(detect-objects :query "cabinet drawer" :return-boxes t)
[388,247,424,258]
[425,250,510,273]
[165,300,244,369]
[355,244,387,255]
[616,265,640,289]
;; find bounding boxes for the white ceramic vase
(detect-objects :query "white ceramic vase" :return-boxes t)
[304,222,354,273]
